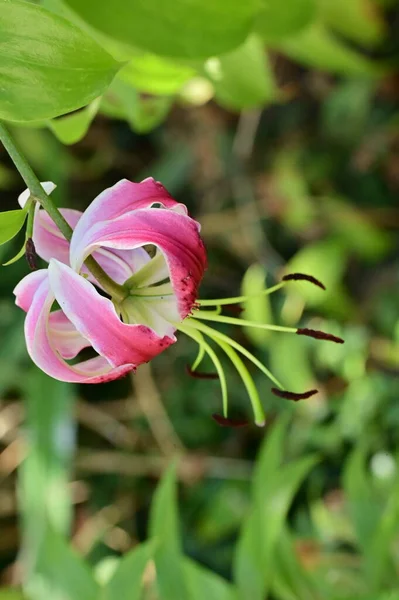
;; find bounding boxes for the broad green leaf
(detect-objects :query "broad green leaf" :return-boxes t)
[255,0,316,41]
[103,541,156,600]
[63,0,260,59]
[0,210,27,245]
[240,263,273,347]
[119,53,196,95]
[47,98,101,145]
[184,558,238,600]
[319,0,385,46]
[278,22,386,77]
[205,36,277,111]
[149,462,189,598]
[25,527,99,600]
[0,0,120,122]
[0,592,25,600]
[101,78,172,133]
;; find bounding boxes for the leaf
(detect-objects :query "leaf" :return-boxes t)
[319,0,385,46]
[240,263,273,348]
[3,241,27,266]
[234,417,318,600]
[0,210,27,245]
[25,526,99,600]
[103,540,156,600]
[119,53,196,96]
[0,0,120,122]
[149,462,189,598]
[63,0,260,59]
[101,77,172,133]
[184,558,238,600]
[255,0,316,41]
[277,22,387,77]
[205,35,277,111]
[47,98,101,145]
[234,454,318,600]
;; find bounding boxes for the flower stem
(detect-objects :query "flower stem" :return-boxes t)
[0,122,126,301]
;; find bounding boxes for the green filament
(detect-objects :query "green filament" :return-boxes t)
[192,311,297,333]
[197,282,285,307]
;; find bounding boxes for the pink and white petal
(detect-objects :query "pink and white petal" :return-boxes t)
[71,178,187,258]
[33,208,82,265]
[18,182,56,209]
[70,209,207,319]
[93,246,151,285]
[25,274,135,383]
[48,260,176,367]
[14,269,48,312]
[48,311,91,359]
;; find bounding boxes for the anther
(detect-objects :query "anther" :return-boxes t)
[212,414,249,427]
[282,273,326,290]
[186,365,219,380]
[296,328,344,344]
[271,388,318,401]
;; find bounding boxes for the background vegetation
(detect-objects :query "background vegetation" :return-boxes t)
[0,0,398,597]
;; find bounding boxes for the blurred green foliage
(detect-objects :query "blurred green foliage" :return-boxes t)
[0,0,398,597]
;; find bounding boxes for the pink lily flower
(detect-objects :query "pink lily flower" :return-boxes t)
[14,179,207,383]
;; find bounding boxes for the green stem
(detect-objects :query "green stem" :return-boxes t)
[0,122,126,302]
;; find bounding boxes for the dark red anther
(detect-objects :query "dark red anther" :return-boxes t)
[271,388,318,401]
[282,273,326,290]
[212,414,249,427]
[224,304,244,315]
[25,238,38,271]
[296,328,344,344]
[186,365,219,380]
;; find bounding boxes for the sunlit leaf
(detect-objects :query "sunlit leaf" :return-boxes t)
[63,0,259,59]
[0,210,27,246]
[2,240,27,266]
[103,541,156,600]
[255,0,316,41]
[319,0,385,46]
[185,559,237,600]
[205,36,277,111]
[0,0,120,122]
[47,98,101,145]
[277,22,387,76]
[119,53,196,96]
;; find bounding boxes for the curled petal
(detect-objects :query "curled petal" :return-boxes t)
[18,182,56,209]
[14,269,48,312]
[34,208,151,284]
[24,272,134,383]
[48,260,176,367]
[70,209,207,319]
[71,178,187,252]
[48,311,91,359]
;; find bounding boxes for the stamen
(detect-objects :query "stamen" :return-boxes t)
[297,328,344,344]
[25,238,38,270]
[271,388,318,401]
[193,311,297,333]
[186,365,219,379]
[212,414,249,427]
[197,282,285,307]
[282,273,326,290]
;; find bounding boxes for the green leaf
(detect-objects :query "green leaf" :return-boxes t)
[119,53,196,96]
[0,591,25,600]
[255,0,316,41]
[2,240,27,266]
[234,417,318,600]
[101,77,172,133]
[319,0,385,46]
[149,462,189,598]
[0,0,120,122]
[103,541,156,600]
[63,0,260,59]
[184,558,238,600]
[0,210,27,245]
[277,22,387,77]
[47,98,101,145]
[205,36,277,111]
[25,526,99,600]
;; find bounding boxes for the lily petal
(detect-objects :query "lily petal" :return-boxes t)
[18,182,56,209]
[71,179,187,253]
[70,209,207,319]
[14,269,48,312]
[48,259,176,367]
[48,311,91,359]
[24,272,135,383]
[33,208,151,284]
